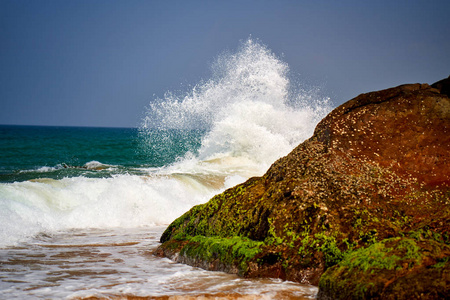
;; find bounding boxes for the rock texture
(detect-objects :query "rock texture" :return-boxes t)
[155,77,450,299]
[318,237,450,299]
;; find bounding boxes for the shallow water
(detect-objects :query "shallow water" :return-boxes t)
[0,226,318,299]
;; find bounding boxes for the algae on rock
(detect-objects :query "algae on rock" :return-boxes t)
[156,78,450,298]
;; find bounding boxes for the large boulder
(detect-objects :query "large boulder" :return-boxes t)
[155,79,450,298]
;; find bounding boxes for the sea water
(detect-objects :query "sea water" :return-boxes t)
[0,39,331,299]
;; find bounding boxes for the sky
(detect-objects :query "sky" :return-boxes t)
[1,0,449,128]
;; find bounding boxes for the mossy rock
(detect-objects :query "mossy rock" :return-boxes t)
[160,176,269,243]
[318,237,450,299]
[155,234,265,276]
[156,81,450,293]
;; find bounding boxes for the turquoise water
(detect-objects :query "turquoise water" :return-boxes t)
[0,125,204,183]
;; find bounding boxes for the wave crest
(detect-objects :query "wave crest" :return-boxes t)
[141,38,331,172]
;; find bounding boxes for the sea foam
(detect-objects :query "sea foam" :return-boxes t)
[0,175,219,247]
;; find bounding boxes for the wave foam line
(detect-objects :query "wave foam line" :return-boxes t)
[0,174,222,247]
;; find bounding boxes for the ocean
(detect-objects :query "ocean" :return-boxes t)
[0,39,331,299]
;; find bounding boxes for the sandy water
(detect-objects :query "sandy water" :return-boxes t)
[0,226,317,299]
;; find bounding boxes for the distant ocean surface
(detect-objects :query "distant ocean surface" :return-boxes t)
[0,125,204,183]
[0,39,331,299]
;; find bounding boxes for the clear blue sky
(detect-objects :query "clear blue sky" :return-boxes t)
[1,0,449,128]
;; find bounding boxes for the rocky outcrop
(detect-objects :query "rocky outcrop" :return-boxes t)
[155,78,450,298]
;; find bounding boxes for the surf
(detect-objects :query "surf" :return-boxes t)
[0,38,332,248]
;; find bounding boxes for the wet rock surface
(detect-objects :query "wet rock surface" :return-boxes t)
[156,78,450,298]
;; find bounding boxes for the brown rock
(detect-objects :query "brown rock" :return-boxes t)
[157,79,450,296]
[314,82,450,187]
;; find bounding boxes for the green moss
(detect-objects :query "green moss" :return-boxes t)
[178,235,265,274]
[338,237,430,273]
[340,239,401,272]
[431,257,449,269]
[265,219,357,270]
[314,233,352,268]
[407,228,450,244]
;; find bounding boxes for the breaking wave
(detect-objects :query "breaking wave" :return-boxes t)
[0,38,332,247]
